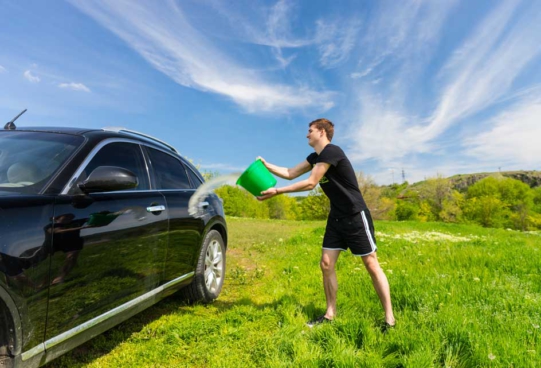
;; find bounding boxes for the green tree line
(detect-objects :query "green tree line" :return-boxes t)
[210,173,541,231]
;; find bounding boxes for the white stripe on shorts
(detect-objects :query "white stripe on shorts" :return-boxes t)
[360,211,377,253]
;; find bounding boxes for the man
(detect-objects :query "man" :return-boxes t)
[257,118,395,330]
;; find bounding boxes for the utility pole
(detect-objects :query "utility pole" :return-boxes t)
[402,168,406,183]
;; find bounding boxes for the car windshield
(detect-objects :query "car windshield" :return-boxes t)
[0,131,84,195]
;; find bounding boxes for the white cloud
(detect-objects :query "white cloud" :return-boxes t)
[69,0,334,113]
[23,70,40,83]
[347,0,541,165]
[0,65,6,73]
[58,82,91,92]
[464,97,541,168]
[315,18,360,68]
[199,163,245,172]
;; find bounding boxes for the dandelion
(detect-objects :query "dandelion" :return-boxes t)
[488,353,496,360]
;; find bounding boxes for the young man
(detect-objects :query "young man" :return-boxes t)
[257,118,395,330]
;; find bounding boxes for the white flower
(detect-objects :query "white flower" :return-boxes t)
[488,353,496,360]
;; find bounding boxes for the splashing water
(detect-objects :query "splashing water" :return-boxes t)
[188,173,241,216]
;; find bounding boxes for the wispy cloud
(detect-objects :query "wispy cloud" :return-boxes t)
[23,70,40,83]
[198,162,245,172]
[0,65,6,73]
[266,0,301,68]
[69,0,334,113]
[58,82,91,92]
[315,18,360,68]
[347,0,541,167]
[464,95,541,168]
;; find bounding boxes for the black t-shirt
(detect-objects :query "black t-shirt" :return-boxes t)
[307,144,367,218]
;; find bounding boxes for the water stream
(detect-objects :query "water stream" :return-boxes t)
[188,173,241,216]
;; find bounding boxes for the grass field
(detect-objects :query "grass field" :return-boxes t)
[47,218,541,367]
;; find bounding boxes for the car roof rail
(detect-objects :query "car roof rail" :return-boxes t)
[102,127,178,153]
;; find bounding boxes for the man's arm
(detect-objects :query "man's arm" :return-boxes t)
[257,162,330,200]
[259,157,312,180]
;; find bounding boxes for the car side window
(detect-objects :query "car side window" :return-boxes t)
[75,142,149,192]
[186,167,203,188]
[147,148,191,190]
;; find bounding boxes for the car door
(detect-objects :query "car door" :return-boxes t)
[144,147,204,284]
[45,141,168,341]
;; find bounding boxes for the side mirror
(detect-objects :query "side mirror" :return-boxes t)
[78,166,138,194]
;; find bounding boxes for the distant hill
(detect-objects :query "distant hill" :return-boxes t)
[400,170,541,192]
[448,170,541,191]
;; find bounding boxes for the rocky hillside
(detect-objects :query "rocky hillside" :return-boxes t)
[448,171,541,191]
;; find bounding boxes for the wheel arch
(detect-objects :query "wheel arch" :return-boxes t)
[206,217,227,249]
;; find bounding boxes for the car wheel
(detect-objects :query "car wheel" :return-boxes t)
[181,230,225,303]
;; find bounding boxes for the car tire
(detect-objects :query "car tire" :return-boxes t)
[180,230,226,303]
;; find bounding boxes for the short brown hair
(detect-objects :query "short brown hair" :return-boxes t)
[309,118,334,141]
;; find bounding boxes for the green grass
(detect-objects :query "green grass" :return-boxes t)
[46,218,541,367]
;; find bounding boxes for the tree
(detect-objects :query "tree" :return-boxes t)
[394,200,419,221]
[439,191,464,223]
[418,175,453,221]
[299,187,330,220]
[214,185,269,218]
[356,171,394,220]
[267,194,299,220]
[533,187,541,214]
[463,196,507,228]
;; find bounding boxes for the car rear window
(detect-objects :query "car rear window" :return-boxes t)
[146,148,192,190]
[0,131,83,194]
[186,166,203,188]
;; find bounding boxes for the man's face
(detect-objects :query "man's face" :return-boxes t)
[307,126,323,147]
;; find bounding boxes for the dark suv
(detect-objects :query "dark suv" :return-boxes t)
[0,126,227,368]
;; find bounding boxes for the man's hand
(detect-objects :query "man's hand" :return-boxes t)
[257,187,279,201]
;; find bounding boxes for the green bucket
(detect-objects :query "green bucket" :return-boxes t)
[236,159,277,197]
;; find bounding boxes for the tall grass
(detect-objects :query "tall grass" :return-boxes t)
[48,218,541,367]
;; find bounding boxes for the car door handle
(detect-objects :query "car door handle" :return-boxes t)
[147,205,165,212]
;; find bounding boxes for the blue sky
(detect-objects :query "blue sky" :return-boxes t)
[1,0,541,185]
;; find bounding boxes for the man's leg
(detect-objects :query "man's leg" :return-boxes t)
[361,252,395,325]
[320,249,341,319]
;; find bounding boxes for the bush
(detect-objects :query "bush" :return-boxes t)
[299,187,330,220]
[395,200,419,221]
[214,185,269,218]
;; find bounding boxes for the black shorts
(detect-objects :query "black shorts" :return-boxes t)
[323,210,377,256]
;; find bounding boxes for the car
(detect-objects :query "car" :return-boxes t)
[0,122,227,368]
